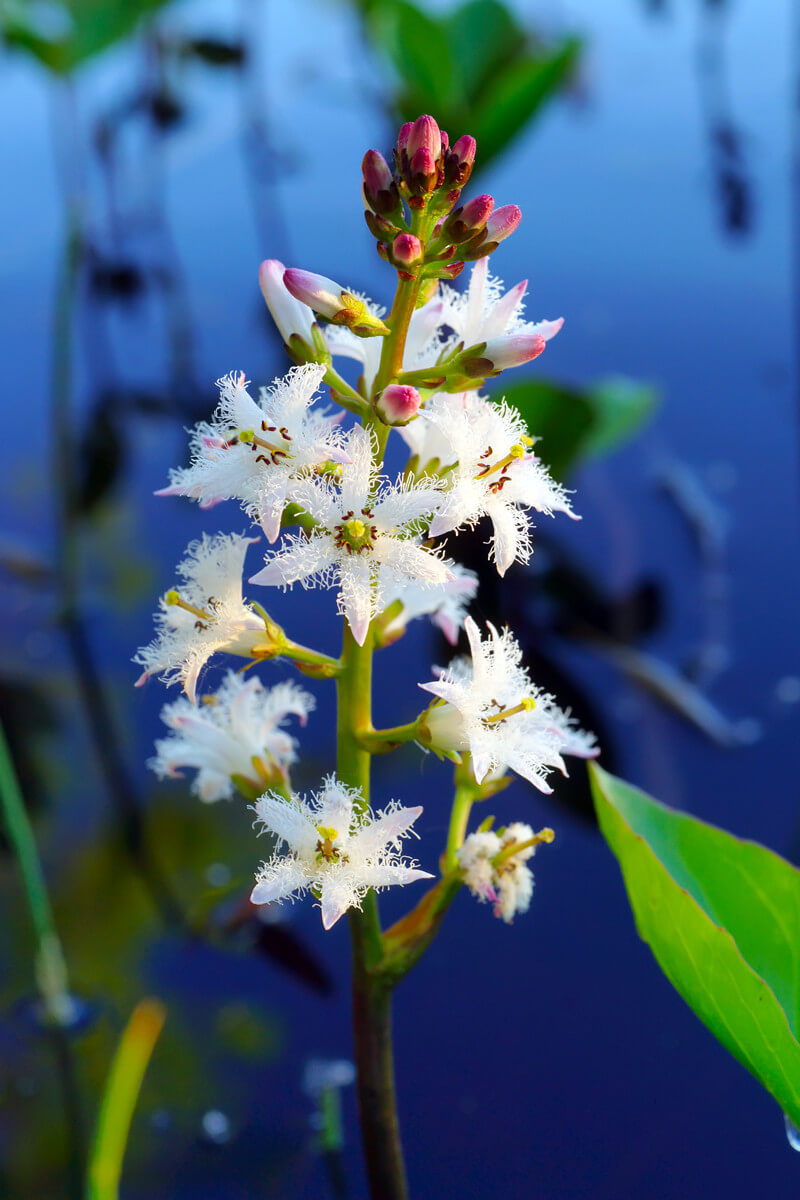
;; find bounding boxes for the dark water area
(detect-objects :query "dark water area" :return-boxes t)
[2,0,799,1196]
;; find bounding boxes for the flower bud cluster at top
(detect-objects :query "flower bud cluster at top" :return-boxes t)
[362,114,520,285]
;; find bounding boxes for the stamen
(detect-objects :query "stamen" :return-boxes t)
[483,697,536,725]
[492,827,555,870]
[237,429,288,457]
[475,442,527,480]
[165,590,211,621]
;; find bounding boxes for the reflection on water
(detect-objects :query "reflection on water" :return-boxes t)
[1,0,798,1197]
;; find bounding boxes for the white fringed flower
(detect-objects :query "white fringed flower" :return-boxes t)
[249,426,453,646]
[324,293,445,391]
[397,391,472,470]
[379,562,478,645]
[134,533,268,703]
[420,617,598,791]
[424,393,578,575]
[156,365,348,542]
[439,257,563,353]
[149,671,314,802]
[251,775,432,929]
[458,822,550,923]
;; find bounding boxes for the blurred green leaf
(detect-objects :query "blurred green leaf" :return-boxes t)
[500,375,656,480]
[356,0,580,173]
[500,379,594,480]
[581,377,657,457]
[591,763,800,1127]
[469,37,581,164]
[443,0,520,105]
[2,0,169,74]
[367,0,458,114]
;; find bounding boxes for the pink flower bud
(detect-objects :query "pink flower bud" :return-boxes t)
[410,146,436,181]
[461,194,494,229]
[407,114,442,162]
[362,149,393,196]
[283,267,345,320]
[445,135,477,184]
[396,122,413,154]
[362,150,399,216]
[483,332,547,371]
[375,384,422,426]
[451,134,476,167]
[443,194,494,242]
[392,233,423,267]
[484,204,522,245]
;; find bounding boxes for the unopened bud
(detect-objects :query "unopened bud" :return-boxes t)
[479,332,548,373]
[410,146,437,192]
[484,204,521,245]
[392,233,423,268]
[396,122,412,154]
[283,268,390,338]
[375,384,422,426]
[362,150,400,217]
[364,210,400,241]
[442,193,494,243]
[444,135,477,185]
[407,114,442,163]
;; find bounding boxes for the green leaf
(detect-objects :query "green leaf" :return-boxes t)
[367,0,458,114]
[499,379,594,481]
[469,37,581,166]
[590,762,800,1126]
[581,377,657,457]
[443,0,522,106]
[3,0,170,74]
[500,375,656,480]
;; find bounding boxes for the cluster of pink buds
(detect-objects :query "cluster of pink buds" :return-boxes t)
[360,114,520,285]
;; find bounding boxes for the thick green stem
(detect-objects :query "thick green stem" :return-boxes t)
[338,627,407,1199]
[444,781,477,872]
[372,277,421,400]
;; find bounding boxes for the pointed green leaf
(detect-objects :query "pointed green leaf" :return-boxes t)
[590,762,800,1125]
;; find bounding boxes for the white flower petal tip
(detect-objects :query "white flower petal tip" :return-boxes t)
[377,564,478,646]
[420,619,597,792]
[133,532,268,698]
[251,776,428,928]
[147,670,314,804]
[417,393,574,573]
[154,363,346,536]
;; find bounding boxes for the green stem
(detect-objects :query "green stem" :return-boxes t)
[0,720,72,1025]
[444,780,477,872]
[338,625,407,1200]
[372,277,421,400]
[358,719,421,754]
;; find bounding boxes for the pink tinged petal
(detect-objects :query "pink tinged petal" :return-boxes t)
[529,317,564,342]
[134,669,149,688]
[349,806,423,858]
[199,496,225,510]
[482,333,546,372]
[182,660,203,706]
[433,612,459,644]
[260,508,283,544]
[250,859,307,905]
[283,268,346,321]
[484,204,521,244]
[488,279,528,336]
